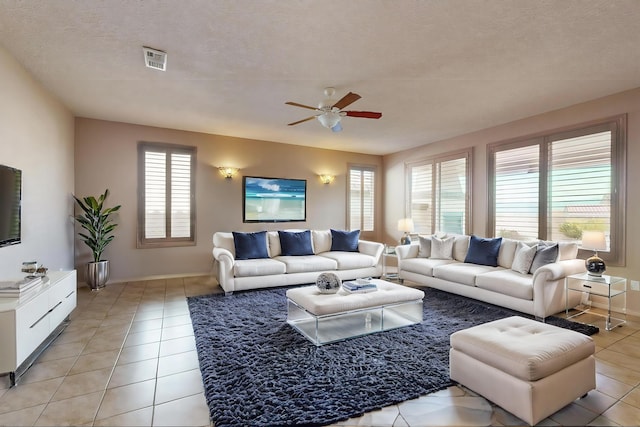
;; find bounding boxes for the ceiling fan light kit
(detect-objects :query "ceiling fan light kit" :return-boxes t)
[286,88,382,132]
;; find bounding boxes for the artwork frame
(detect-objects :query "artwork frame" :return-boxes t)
[243,176,307,223]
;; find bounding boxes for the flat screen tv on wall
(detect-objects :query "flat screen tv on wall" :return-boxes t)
[0,164,22,247]
[243,176,307,223]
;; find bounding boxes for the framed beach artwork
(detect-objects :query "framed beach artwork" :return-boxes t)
[242,176,307,223]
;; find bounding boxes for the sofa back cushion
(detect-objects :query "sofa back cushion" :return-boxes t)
[453,234,471,262]
[213,232,235,255]
[497,238,518,269]
[464,235,502,267]
[558,242,579,261]
[278,230,314,256]
[232,231,269,260]
[330,229,360,252]
[312,230,332,254]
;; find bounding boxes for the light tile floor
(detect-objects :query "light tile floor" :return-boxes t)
[0,276,639,426]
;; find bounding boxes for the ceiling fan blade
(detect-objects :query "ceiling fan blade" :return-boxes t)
[344,111,382,119]
[331,122,343,132]
[332,92,361,110]
[287,116,317,126]
[285,101,319,111]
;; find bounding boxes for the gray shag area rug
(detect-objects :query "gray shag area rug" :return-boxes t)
[187,286,598,427]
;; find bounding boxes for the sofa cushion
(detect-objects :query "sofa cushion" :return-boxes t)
[275,255,337,273]
[418,235,431,258]
[319,252,377,269]
[213,232,235,254]
[267,231,281,257]
[475,269,534,300]
[312,230,332,254]
[529,242,559,273]
[279,230,314,256]
[452,234,471,262]
[464,235,502,267]
[330,229,360,252]
[511,241,537,274]
[400,257,456,276]
[234,258,287,277]
[497,238,518,269]
[232,231,269,260]
[558,242,579,261]
[431,236,455,259]
[433,262,498,286]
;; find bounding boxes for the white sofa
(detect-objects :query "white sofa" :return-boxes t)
[396,234,586,320]
[213,230,384,294]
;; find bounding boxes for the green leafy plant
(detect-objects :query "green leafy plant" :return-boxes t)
[73,189,121,262]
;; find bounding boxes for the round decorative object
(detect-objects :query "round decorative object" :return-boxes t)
[316,272,341,294]
[586,254,606,277]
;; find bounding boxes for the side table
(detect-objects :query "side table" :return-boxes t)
[565,272,626,331]
[382,245,398,281]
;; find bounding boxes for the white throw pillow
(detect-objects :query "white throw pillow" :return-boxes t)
[511,241,537,274]
[430,236,455,260]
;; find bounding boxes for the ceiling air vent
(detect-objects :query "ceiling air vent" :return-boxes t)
[142,46,167,71]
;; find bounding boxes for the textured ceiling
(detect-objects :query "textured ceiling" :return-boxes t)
[1,0,639,155]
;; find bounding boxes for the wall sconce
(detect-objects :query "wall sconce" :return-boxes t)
[319,174,335,185]
[218,167,239,179]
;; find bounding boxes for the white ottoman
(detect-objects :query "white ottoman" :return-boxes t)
[450,316,595,426]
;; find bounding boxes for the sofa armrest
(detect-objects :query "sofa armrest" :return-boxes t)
[358,240,384,263]
[395,244,419,261]
[532,259,586,319]
[533,259,586,283]
[213,247,235,293]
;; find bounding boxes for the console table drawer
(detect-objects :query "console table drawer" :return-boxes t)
[15,291,51,365]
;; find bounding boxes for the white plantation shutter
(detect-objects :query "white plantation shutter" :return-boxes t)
[407,150,470,235]
[436,158,467,234]
[349,166,375,232]
[410,164,432,234]
[170,153,192,238]
[139,143,196,247]
[548,131,611,241]
[494,144,540,240]
[144,151,167,238]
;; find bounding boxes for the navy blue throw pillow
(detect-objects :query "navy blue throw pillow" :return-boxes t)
[278,230,314,256]
[232,231,269,260]
[464,235,502,267]
[330,229,360,252]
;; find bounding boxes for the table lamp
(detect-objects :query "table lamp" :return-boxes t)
[582,231,607,277]
[398,218,414,245]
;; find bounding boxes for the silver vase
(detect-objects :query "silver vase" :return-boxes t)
[87,260,109,290]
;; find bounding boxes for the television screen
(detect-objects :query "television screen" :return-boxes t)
[0,164,22,247]
[243,176,306,223]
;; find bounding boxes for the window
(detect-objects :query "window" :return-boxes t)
[348,165,376,232]
[406,149,472,235]
[488,115,626,265]
[138,142,196,247]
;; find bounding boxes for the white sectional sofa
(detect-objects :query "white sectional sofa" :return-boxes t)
[396,234,586,320]
[213,230,384,294]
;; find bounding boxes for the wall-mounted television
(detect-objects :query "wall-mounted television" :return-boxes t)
[0,164,22,247]
[243,176,307,223]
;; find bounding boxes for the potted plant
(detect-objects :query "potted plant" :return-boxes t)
[73,189,121,290]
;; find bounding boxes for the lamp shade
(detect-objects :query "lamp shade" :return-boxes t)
[317,112,341,129]
[397,218,414,233]
[582,231,607,251]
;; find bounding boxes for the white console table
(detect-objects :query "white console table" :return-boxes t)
[0,270,77,386]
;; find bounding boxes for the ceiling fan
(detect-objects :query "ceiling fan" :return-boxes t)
[286,87,382,132]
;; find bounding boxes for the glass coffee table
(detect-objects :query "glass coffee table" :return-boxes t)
[286,279,424,346]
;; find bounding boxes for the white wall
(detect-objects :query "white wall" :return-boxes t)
[0,44,75,280]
